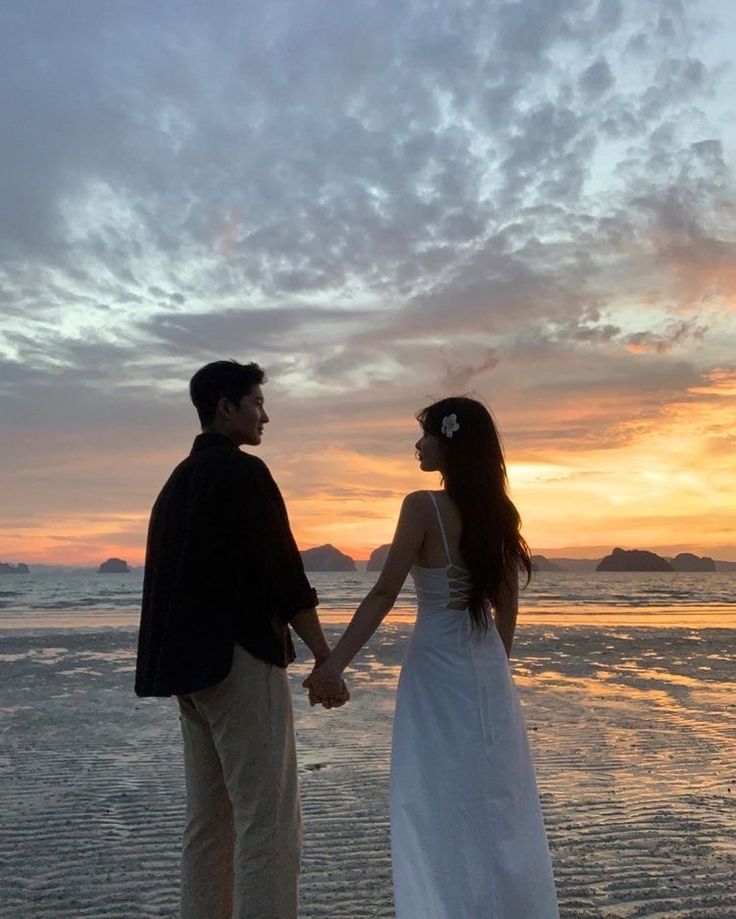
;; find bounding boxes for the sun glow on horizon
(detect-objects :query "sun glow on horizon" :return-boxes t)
[3,367,736,566]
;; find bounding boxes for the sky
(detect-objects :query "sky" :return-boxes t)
[1,0,735,566]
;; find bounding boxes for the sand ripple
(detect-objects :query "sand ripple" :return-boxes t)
[1,625,734,918]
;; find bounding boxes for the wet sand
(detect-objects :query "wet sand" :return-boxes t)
[1,622,734,918]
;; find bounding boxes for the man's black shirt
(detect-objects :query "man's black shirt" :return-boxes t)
[135,433,318,697]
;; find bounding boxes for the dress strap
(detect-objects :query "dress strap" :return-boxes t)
[426,492,453,566]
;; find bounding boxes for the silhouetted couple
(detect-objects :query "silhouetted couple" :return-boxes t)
[135,360,558,919]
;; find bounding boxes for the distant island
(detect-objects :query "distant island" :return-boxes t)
[367,544,391,572]
[597,548,673,571]
[300,544,356,572]
[531,555,564,572]
[670,553,716,572]
[595,548,722,572]
[0,562,29,574]
[98,557,131,574]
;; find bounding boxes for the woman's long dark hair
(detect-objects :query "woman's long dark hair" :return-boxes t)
[417,396,532,631]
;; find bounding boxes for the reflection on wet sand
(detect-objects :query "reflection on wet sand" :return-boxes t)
[0,623,734,918]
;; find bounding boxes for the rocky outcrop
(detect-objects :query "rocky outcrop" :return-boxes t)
[596,548,673,572]
[367,544,391,572]
[531,555,565,572]
[671,553,716,572]
[98,557,131,574]
[0,562,29,574]
[300,544,356,572]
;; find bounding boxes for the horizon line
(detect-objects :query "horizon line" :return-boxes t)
[5,544,736,569]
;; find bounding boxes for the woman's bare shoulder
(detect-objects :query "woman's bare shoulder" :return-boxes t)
[396,490,430,518]
[401,490,433,508]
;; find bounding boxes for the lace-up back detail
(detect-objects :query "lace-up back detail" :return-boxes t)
[415,492,473,611]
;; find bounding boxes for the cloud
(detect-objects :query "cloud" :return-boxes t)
[622,320,708,354]
[441,348,501,392]
[0,0,735,561]
[579,58,615,98]
[142,305,374,356]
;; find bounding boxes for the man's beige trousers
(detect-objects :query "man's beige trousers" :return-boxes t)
[177,645,301,919]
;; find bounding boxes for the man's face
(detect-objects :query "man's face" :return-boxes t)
[227,384,269,446]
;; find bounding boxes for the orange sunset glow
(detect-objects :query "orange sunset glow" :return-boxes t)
[3,361,736,566]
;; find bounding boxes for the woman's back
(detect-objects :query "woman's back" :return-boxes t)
[413,490,468,570]
[412,491,474,616]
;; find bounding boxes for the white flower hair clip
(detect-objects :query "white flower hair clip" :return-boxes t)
[441,413,460,438]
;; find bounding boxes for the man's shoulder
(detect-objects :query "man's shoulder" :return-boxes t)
[157,445,267,489]
[185,442,265,471]
[152,449,273,517]
[194,447,276,495]
[222,448,270,478]
[235,450,269,473]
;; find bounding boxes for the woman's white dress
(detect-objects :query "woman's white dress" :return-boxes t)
[390,493,559,918]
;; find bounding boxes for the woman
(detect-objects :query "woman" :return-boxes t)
[305,397,559,918]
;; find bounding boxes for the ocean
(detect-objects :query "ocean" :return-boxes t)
[0,569,734,630]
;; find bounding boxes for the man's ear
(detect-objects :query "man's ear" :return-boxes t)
[215,396,232,419]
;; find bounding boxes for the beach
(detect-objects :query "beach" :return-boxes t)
[1,614,734,918]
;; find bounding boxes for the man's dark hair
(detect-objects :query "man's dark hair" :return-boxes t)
[189,360,267,427]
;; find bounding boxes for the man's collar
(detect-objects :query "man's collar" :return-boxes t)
[190,431,240,453]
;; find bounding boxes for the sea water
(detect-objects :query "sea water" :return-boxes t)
[0,569,734,629]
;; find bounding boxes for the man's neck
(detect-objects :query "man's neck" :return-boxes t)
[202,425,239,445]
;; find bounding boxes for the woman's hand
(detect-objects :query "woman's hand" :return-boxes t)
[303,658,350,708]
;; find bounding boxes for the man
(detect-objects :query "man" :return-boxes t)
[135,360,347,919]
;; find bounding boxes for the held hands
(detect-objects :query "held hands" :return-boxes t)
[303,658,350,709]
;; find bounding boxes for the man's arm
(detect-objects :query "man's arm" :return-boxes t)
[290,608,349,707]
[289,607,331,663]
[241,460,348,705]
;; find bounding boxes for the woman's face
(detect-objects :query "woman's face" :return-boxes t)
[415,430,444,472]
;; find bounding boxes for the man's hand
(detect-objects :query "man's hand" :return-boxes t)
[303,659,350,709]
